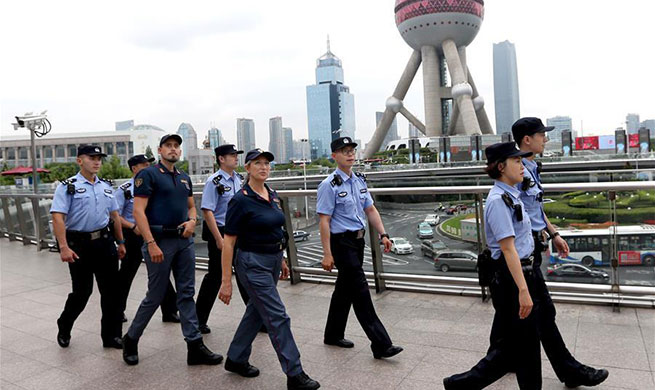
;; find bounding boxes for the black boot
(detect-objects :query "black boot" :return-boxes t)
[103,337,123,349]
[565,366,609,388]
[187,338,223,366]
[162,312,180,323]
[122,334,139,366]
[56,319,71,348]
[199,324,211,334]
[225,358,260,377]
[372,345,403,359]
[287,371,320,390]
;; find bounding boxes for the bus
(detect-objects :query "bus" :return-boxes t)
[549,225,655,266]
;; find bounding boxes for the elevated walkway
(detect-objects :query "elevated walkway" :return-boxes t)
[1,240,653,389]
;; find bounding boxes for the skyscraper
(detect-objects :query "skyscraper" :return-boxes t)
[493,40,520,134]
[306,38,356,158]
[237,118,256,165]
[376,111,398,151]
[207,127,225,150]
[546,116,572,143]
[268,117,285,163]
[626,113,640,134]
[408,123,421,138]
[177,122,197,161]
[283,127,293,162]
[641,119,655,137]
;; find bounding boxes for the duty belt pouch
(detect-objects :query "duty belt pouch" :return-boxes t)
[477,248,493,287]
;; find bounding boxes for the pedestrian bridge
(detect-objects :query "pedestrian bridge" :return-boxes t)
[1,239,654,389]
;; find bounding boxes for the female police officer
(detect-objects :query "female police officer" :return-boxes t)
[218,149,320,390]
[443,142,541,390]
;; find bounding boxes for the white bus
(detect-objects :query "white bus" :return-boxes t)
[549,225,655,267]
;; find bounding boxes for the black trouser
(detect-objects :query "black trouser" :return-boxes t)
[117,228,178,318]
[58,230,121,342]
[447,255,542,389]
[324,233,392,351]
[196,226,249,326]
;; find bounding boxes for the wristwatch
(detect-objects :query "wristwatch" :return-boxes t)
[549,231,560,240]
[116,239,126,245]
[380,233,390,240]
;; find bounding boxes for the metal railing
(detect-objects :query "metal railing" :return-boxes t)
[1,181,654,308]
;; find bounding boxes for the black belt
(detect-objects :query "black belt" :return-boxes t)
[332,229,366,240]
[238,241,285,254]
[495,254,536,273]
[66,226,110,241]
[150,225,185,238]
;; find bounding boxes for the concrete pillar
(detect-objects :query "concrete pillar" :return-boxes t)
[442,40,481,135]
[467,69,494,135]
[364,50,422,159]
[421,46,442,136]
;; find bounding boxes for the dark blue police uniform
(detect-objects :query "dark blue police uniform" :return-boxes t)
[224,182,304,377]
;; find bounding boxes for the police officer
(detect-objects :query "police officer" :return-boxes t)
[444,142,541,389]
[512,117,609,388]
[122,134,222,367]
[196,144,251,334]
[217,149,320,390]
[50,144,126,349]
[316,137,403,359]
[115,154,179,324]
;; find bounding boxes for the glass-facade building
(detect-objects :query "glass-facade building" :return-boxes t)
[493,40,520,135]
[207,128,225,150]
[269,117,285,164]
[237,118,256,165]
[177,122,197,161]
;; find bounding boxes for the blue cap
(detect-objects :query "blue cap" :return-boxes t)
[485,142,532,164]
[245,148,274,164]
[77,145,107,157]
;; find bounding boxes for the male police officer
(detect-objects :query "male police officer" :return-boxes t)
[115,154,179,324]
[122,134,222,366]
[317,137,403,359]
[51,144,126,349]
[513,117,609,388]
[196,144,247,334]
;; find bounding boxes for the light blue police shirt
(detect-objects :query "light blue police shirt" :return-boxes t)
[518,158,547,232]
[114,178,135,224]
[485,180,534,260]
[201,169,242,227]
[50,172,119,232]
[316,168,374,234]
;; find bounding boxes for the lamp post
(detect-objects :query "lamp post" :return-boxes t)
[300,139,309,221]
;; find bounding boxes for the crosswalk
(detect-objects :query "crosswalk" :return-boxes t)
[380,211,411,219]
[294,243,411,267]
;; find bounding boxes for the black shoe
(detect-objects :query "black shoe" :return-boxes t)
[121,313,128,323]
[372,345,403,359]
[103,337,123,349]
[565,366,609,388]
[162,312,180,323]
[122,334,139,366]
[443,377,454,390]
[287,371,320,390]
[225,358,260,378]
[324,338,354,348]
[199,324,211,334]
[57,332,70,348]
[187,338,223,366]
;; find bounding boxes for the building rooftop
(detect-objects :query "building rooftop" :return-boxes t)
[1,239,653,389]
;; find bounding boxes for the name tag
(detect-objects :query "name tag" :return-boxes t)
[338,191,348,198]
[76,188,86,193]
[104,189,113,194]
[360,189,367,194]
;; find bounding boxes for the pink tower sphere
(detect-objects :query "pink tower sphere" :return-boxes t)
[395,0,485,51]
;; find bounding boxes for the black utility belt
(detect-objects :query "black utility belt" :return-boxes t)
[239,241,286,254]
[66,226,110,241]
[332,229,366,240]
[496,254,536,273]
[150,225,186,238]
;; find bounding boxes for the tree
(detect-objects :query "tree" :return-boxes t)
[144,145,154,159]
[175,160,189,174]
[99,156,131,180]
[43,162,79,183]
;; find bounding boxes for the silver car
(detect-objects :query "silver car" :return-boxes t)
[434,250,478,272]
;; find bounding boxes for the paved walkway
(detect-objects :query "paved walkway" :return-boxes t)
[1,240,653,389]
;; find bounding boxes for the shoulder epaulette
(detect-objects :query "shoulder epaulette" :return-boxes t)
[212,176,222,185]
[61,177,77,185]
[62,177,77,195]
[330,173,343,187]
[99,177,114,186]
[119,182,132,190]
[536,161,543,174]
[236,172,244,180]
[354,171,367,182]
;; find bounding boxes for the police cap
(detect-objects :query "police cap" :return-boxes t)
[127,154,155,169]
[245,148,274,164]
[159,134,183,146]
[485,142,532,164]
[511,117,555,143]
[215,144,243,157]
[331,137,358,152]
[77,145,107,157]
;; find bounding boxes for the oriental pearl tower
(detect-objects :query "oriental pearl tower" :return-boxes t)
[364,0,493,158]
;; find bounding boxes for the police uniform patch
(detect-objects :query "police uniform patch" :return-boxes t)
[360,188,367,193]
[76,188,86,193]
[180,179,190,190]
[135,178,143,187]
[104,189,112,194]
[224,186,231,192]
[212,176,221,185]
[338,191,348,197]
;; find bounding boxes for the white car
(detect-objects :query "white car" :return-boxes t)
[424,214,440,226]
[390,237,414,255]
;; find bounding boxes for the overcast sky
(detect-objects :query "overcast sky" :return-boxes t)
[1,0,653,148]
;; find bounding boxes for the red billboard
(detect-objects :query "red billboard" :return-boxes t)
[629,133,640,148]
[575,136,599,150]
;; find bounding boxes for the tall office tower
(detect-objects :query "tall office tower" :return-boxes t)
[408,123,420,138]
[177,122,197,161]
[626,113,641,134]
[283,127,294,161]
[306,38,356,158]
[493,40,520,135]
[546,116,573,144]
[641,119,655,137]
[293,139,310,161]
[268,117,285,163]
[207,127,225,150]
[376,111,398,151]
[237,118,256,165]
[115,120,134,131]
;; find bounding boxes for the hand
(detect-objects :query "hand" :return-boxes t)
[381,237,392,253]
[117,244,126,260]
[148,243,164,263]
[179,220,196,238]
[60,246,79,263]
[321,255,334,272]
[518,288,533,320]
[215,237,224,251]
[553,235,569,258]
[280,260,290,280]
[133,225,141,236]
[218,281,232,305]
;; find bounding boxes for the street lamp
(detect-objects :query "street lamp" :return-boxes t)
[300,139,309,221]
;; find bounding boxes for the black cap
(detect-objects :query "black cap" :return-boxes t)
[331,136,358,152]
[214,144,243,157]
[77,145,107,157]
[244,148,274,164]
[127,154,155,169]
[159,134,183,146]
[511,117,555,143]
[485,142,532,164]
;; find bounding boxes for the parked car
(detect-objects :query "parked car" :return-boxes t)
[420,240,447,258]
[446,207,457,215]
[417,222,434,238]
[390,237,414,255]
[546,264,609,279]
[433,250,478,272]
[293,230,310,242]
[542,198,555,203]
[424,214,440,226]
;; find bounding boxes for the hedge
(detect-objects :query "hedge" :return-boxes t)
[544,202,655,224]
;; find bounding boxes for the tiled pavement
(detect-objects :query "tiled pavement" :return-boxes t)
[1,239,654,390]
